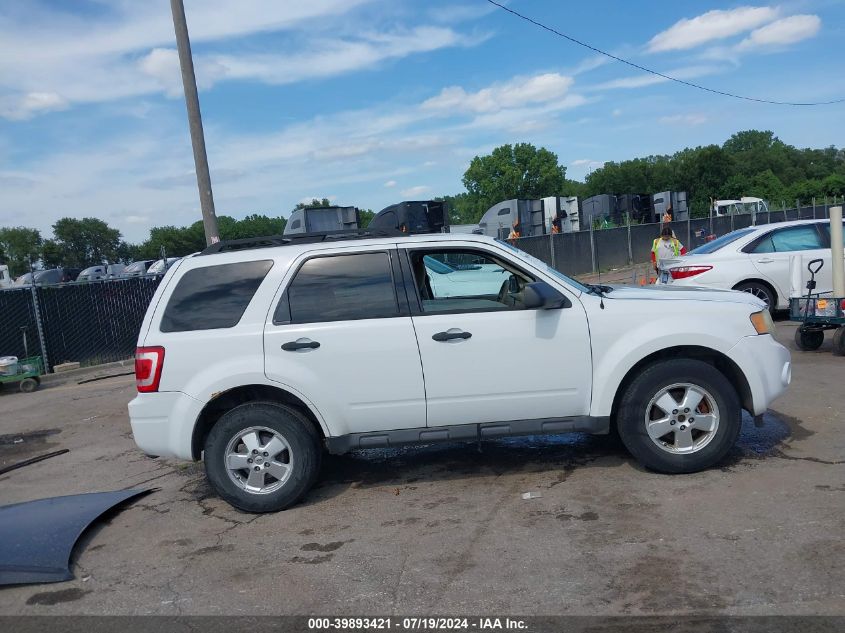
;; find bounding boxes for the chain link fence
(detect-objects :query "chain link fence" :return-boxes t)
[1,276,163,373]
[514,203,843,279]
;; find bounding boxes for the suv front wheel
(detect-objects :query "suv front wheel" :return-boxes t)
[616,359,741,473]
[204,402,322,512]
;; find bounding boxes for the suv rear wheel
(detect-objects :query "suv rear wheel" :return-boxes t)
[616,359,741,473]
[204,402,321,512]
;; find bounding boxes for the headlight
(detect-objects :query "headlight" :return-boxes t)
[750,309,774,335]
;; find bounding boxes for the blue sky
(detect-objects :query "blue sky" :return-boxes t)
[1,0,843,243]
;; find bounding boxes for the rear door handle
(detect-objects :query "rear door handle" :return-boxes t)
[757,258,775,264]
[432,330,472,342]
[281,339,320,351]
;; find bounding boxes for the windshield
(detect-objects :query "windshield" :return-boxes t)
[495,239,589,294]
[687,228,756,255]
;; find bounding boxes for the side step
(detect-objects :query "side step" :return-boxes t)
[324,416,610,454]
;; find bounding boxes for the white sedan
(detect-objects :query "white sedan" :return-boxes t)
[658,219,844,310]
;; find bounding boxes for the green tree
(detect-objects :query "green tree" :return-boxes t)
[462,143,568,213]
[294,198,332,210]
[358,209,375,228]
[0,226,42,276]
[51,217,121,267]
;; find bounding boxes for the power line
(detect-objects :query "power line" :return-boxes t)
[484,0,845,106]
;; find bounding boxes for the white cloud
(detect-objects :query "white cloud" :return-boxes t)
[0,2,485,120]
[1,69,591,241]
[0,91,68,120]
[659,114,708,126]
[383,180,397,188]
[401,185,432,198]
[647,6,780,52]
[611,108,622,117]
[736,15,821,50]
[589,65,721,91]
[422,73,575,114]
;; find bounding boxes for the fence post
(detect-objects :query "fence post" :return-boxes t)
[29,284,50,372]
[549,227,557,270]
[812,197,816,219]
[626,213,633,266]
[730,211,734,233]
[795,199,800,221]
[686,213,691,247]
[589,220,596,274]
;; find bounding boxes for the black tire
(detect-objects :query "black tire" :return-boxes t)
[19,378,38,393]
[734,281,776,309]
[616,359,742,474]
[832,327,845,357]
[794,327,824,351]
[204,401,322,513]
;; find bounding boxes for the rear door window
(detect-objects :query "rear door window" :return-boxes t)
[282,252,398,324]
[765,226,824,252]
[161,260,273,332]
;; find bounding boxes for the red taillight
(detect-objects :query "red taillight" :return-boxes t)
[670,265,713,280]
[135,346,165,393]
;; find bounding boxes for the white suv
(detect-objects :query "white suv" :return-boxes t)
[129,232,791,512]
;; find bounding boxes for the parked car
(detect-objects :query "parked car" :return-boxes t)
[77,265,108,281]
[146,257,181,275]
[121,260,155,277]
[658,219,845,310]
[129,232,790,512]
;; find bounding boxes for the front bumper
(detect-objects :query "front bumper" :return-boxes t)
[128,391,202,460]
[728,334,791,415]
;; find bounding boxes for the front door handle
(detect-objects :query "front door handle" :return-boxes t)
[757,258,775,264]
[281,339,320,351]
[432,330,472,342]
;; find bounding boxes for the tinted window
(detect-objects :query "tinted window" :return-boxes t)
[822,222,845,246]
[290,219,301,229]
[763,226,823,252]
[497,208,510,216]
[286,253,397,324]
[161,260,273,332]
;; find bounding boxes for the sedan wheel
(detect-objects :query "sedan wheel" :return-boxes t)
[734,281,775,309]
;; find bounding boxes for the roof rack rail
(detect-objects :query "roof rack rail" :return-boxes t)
[198,228,406,256]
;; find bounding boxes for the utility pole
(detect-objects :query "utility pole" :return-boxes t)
[170,0,219,245]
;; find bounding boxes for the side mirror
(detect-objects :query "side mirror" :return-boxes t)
[522,281,570,310]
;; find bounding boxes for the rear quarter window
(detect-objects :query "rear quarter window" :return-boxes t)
[160,260,273,332]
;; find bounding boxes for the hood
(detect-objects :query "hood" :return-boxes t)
[605,284,766,308]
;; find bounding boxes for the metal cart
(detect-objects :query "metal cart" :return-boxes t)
[789,259,845,355]
[0,356,44,393]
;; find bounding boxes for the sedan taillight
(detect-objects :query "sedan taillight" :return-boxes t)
[670,266,713,280]
[135,346,165,393]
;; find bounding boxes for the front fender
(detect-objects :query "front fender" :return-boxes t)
[588,318,745,418]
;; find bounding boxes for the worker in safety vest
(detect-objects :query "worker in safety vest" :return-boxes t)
[551,218,561,234]
[651,226,686,283]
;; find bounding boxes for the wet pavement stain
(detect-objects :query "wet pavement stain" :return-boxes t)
[300,540,352,552]
[179,544,234,559]
[25,588,91,606]
[288,554,333,564]
[0,428,62,462]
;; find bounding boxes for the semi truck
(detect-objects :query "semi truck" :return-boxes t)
[283,206,360,235]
